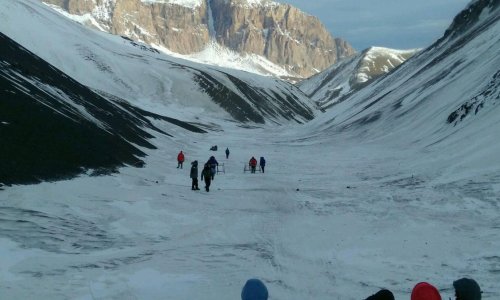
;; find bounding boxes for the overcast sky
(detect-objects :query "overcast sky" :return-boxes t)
[275,0,471,51]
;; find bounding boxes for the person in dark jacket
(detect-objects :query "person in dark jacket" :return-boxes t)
[259,157,266,173]
[249,156,257,173]
[241,278,268,300]
[206,156,218,180]
[453,278,481,300]
[200,164,212,192]
[190,161,199,190]
[365,289,395,300]
[225,147,230,159]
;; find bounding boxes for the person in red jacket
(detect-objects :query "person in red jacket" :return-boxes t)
[177,151,185,169]
[249,156,257,173]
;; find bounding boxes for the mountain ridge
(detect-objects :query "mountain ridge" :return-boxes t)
[299,47,419,108]
[41,0,355,78]
[3,0,320,126]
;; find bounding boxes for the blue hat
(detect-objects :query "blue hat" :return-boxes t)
[241,278,268,300]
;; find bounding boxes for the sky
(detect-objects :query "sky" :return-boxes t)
[276,0,471,50]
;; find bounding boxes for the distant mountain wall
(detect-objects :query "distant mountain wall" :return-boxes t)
[42,0,355,77]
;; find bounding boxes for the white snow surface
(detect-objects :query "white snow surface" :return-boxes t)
[181,41,294,78]
[231,0,279,8]
[140,0,203,9]
[1,0,500,299]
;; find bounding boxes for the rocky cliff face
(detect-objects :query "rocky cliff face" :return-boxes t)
[42,0,355,77]
[209,0,355,76]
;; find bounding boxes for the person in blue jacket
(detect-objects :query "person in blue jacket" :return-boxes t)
[259,157,266,173]
[206,156,218,180]
[241,278,268,300]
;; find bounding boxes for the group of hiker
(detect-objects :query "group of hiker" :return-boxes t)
[240,277,482,300]
[188,155,218,192]
[177,147,266,192]
[248,156,265,173]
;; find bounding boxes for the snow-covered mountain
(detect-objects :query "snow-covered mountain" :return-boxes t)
[43,3,301,80]
[0,0,320,185]
[299,47,419,109]
[1,0,317,127]
[1,0,499,299]
[41,0,355,78]
[297,0,500,171]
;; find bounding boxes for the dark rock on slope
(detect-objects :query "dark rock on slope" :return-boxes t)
[0,32,204,186]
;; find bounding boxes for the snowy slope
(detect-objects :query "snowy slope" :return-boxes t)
[299,47,418,108]
[305,1,499,130]
[0,0,499,300]
[297,0,500,180]
[1,0,316,125]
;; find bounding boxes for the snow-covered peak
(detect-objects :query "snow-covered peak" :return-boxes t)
[355,47,420,83]
[140,0,203,9]
[299,46,418,108]
[365,46,421,59]
[440,0,499,41]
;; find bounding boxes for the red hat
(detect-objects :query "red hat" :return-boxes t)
[411,282,442,300]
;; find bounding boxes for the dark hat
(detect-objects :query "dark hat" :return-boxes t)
[365,289,395,300]
[453,278,481,300]
[241,278,268,300]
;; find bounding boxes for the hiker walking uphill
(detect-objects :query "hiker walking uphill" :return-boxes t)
[206,156,218,180]
[190,161,200,190]
[225,147,230,159]
[200,164,212,192]
[259,156,266,173]
[177,151,185,169]
[249,156,257,173]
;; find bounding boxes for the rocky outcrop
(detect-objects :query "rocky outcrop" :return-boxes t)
[209,0,355,76]
[42,0,355,77]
